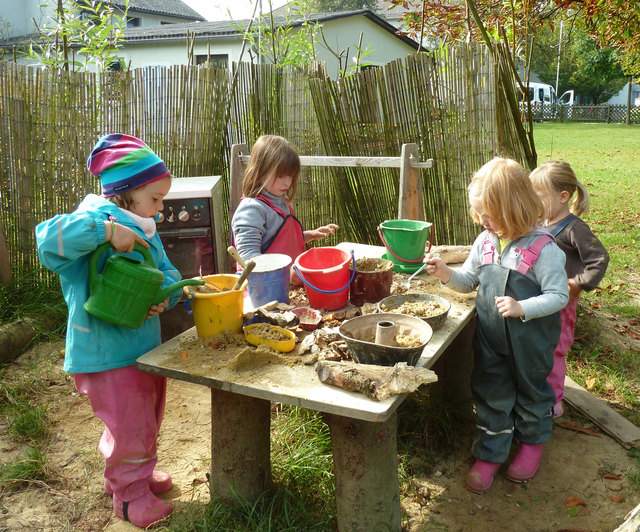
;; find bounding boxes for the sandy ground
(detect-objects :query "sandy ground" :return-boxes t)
[2,272,639,531]
[1,337,638,532]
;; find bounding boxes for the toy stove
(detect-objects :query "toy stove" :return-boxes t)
[157,176,226,341]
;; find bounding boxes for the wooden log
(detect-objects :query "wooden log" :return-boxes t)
[316,360,437,401]
[0,316,60,363]
[613,501,640,532]
[564,376,640,449]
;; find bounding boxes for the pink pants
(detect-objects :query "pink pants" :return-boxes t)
[547,298,578,403]
[74,365,167,502]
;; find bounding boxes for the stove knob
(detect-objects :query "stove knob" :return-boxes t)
[167,210,176,223]
[157,211,165,224]
[178,209,190,222]
[192,208,202,221]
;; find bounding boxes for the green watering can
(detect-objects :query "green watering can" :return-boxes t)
[84,242,205,329]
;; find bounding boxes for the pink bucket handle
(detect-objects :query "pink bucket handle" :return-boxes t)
[377,224,433,264]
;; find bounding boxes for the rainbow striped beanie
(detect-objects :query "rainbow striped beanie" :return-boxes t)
[87,133,170,197]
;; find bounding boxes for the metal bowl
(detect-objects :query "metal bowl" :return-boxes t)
[377,293,451,330]
[338,313,433,366]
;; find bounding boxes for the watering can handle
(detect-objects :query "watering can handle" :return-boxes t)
[88,242,155,296]
[293,250,356,294]
[377,225,433,263]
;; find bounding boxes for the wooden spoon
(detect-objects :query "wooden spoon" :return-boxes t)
[232,260,255,291]
[227,246,247,269]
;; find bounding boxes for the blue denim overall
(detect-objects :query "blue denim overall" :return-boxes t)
[471,235,560,463]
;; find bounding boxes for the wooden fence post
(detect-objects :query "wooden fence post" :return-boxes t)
[229,143,247,271]
[0,219,13,285]
[398,143,423,220]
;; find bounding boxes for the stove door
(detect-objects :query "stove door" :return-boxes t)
[159,227,214,279]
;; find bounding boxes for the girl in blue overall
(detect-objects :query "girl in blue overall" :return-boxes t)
[36,134,179,528]
[231,135,339,272]
[425,158,569,494]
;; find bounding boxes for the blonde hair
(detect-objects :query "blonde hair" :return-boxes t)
[242,135,301,202]
[529,161,589,217]
[469,157,545,241]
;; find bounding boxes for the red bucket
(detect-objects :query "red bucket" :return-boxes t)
[293,247,356,310]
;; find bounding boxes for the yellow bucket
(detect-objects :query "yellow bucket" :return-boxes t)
[184,274,248,338]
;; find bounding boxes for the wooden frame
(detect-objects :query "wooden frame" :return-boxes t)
[229,142,435,222]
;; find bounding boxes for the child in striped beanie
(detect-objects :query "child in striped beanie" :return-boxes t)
[36,133,178,528]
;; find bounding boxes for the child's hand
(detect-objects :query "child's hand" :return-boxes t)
[424,253,451,283]
[147,297,170,318]
[568,279,582,302]
[494,296,524,318]
[106,221,150,253]
[304,224,339,242]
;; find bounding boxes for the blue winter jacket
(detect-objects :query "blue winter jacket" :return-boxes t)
[35,194,182,374]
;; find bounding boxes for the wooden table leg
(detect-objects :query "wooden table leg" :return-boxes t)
[324,412,401,532]
[210,388,272,500]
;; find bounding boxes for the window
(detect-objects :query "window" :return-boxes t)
[127,17,141,27]
[196,54,229,69]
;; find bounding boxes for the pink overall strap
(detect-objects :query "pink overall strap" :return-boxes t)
[482,236,495,264]
[254,194,293,218]
[516,234,554,275]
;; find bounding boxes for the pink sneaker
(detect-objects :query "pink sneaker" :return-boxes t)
[105,470,173,496]
[466,459,502,494]
[505,443,543,483]
[113,485,173,528]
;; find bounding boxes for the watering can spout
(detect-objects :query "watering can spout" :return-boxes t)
[154,279,205,305]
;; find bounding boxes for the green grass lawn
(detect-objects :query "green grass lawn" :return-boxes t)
[534,122,640,425]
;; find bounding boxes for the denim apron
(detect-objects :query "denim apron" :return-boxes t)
[471,236,561,462]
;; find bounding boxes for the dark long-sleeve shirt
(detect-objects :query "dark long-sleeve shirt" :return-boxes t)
[548,215,609,291]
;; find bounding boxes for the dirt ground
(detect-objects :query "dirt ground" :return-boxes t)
[2,282,639,531]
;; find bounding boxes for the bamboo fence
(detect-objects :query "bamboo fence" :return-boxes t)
[0,43,528,281]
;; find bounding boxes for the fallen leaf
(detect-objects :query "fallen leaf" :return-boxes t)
[180,351,188,358]
[565,497,584,507]
[557,421,601,437]
[591,302,602,309]
[609,496,623,503]
[599,469,622,480]
[607,483,624,491]
[628,329,640,340]
[585,376,597,390]
[574,333,588,343]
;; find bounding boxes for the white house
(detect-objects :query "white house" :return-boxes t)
[1,1,419,79]
[0,0,204,45]
[116,10,420,78]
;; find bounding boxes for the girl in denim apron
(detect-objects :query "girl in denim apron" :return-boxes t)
[425,158,569,494]
[231,135,339,275]
[530,161,609,418]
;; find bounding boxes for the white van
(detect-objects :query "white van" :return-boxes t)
[520,82,574,106]
[523,82,557,105]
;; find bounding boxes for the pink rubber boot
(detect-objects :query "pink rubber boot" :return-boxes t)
[105,470,173,496]
[113,484,173,528]
[466,459,502,494]
[505,443,543,483]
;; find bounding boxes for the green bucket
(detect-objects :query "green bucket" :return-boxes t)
[378,219,433,273]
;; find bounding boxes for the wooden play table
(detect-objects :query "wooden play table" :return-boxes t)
[137,243,476,531]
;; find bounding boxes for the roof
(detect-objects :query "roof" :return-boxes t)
[121,9,419,50]
[109,0,205,21]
